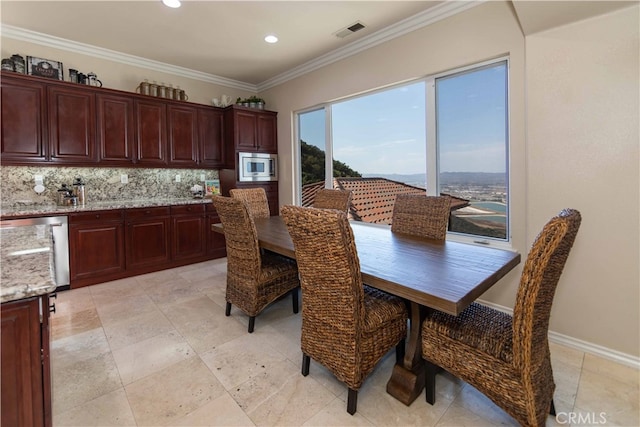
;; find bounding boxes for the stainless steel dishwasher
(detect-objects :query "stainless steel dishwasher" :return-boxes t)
[0,216,70,288]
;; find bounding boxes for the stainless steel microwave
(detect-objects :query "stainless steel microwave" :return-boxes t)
[238,152,278,182]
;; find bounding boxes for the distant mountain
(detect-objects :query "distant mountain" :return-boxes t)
[363,172,505,186]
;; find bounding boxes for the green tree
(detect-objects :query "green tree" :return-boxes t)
[300,140,361,185]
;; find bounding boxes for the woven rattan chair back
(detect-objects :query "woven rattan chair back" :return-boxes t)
[512,208,582,370]
[281,205,407,415]
[212,195,300,333]
[312,188,352,212]
[391,194,451,240]
[230,187,270,219]
[212,195,262,281]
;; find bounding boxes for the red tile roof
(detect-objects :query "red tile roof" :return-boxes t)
[302,178,469,225]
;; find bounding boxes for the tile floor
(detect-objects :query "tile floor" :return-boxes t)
[50,259,639,426]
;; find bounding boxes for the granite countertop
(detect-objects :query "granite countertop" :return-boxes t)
[1,224,57,303]
[0,197,213,218]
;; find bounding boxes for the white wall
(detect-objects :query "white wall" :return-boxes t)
[525,6,639,356]
[263,1,640,358]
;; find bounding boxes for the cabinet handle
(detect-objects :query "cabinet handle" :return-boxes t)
[95,214,100,219]
[49,303,56,313]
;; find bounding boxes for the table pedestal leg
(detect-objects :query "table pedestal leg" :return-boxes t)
[386,302,426,405]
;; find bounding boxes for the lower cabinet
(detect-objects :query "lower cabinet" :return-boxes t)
[171,204,206,261]
[126,206,172,270]
[69,210,125,284]
[1,295,52,427]
[68,203,225,288]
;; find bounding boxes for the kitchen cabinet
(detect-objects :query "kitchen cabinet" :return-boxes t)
[206,204,226,257]
[171,204,206,261]
[135,99,167,166]
[0,74,48,162]
[48,85,97,163]
[125,206,171,270]
[1,295,52,427]
[69,210,126,287]
[224,105,277,159]
[168,104,198,167]
[96,93,136,164]
[198,107,225,168]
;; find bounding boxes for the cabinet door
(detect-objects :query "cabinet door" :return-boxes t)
[1,297,44,427]
[198,107,224,167]
[171,205,206,261]
[69,211,126,282]
[48,85,97,163]
[126,208,171,269]
[135,100,167,166]
[256,112,277,152]
[96,93,135,164]
[0,75,48,163]
[168,105,198,166]
[234,110,258,151]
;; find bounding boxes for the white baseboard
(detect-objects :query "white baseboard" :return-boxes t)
[478,299,640,370]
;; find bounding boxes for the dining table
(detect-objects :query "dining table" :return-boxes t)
[213,215,521,405]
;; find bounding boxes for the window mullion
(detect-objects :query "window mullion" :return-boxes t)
[426,76,438,196]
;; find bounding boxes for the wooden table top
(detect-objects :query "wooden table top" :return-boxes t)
[218,216,521,316]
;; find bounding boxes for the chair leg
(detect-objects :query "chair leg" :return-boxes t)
[395,338,405,364]
[248,316,255,333]
[425,360,437,405]
[292,288,299,314]
[549,399,556,416]
[347,388,358,415]
[225,302,231,316]
[302,354,310,376]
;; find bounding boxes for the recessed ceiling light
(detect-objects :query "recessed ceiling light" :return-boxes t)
[162,0,181,8]
[264,35,278,44]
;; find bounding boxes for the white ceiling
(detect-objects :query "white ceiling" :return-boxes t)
[1,1,636,89]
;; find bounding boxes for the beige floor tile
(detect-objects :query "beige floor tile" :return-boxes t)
[94,293,158,325]
[125,356,226,426]
[146,278,206,307]
[582,353,640,386]
[550,341,585,370]
[51,287,95,315]
[452,384,519,426]
[302,397,375,427]
[50,306,102,341]
[52,351,123,415]
[573,368,640,426]
[234,363,336,427]
[112,330,195,385]
[53,387,136,426]
[171,392,256,426]
[102,307,176,351]
[51,327,111,371]
[89,276,146,300]
[200,333,291,390]
[176,262,223,283]
[436,401,504,427]
[135,268,182,290]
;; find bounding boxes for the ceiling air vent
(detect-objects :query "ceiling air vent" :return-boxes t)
[334,21,366,39]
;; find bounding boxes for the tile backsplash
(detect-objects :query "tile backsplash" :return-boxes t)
[0,166,220,205]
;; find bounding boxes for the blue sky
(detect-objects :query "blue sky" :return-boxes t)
[299,62,507,176]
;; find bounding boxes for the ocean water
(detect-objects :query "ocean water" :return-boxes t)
[471,201,507,213]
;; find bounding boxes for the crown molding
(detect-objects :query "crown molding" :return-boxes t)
[1,1,483,94]
[256,0,485,91]
[0,24,257,92]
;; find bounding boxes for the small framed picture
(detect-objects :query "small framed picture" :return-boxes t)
[205,179,220,197]
[27,56,64,80]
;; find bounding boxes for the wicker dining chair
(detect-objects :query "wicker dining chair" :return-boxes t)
[230,187,270,219]
[212,196,299,333]
[421,209,581,427]
[391,194,451,240]
[312,188,352,213]
[281,205,408,415]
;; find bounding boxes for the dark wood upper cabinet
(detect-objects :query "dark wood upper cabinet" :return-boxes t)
[48,85,97,163]
[167,104,198,167]
[135,99,167,166]
[96,93,135,164]
[256,113,277,152]
[198,107,224,167]
[224,106,278,165]
[1,74,48,162]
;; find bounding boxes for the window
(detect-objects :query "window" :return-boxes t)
[296,58,509,242]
